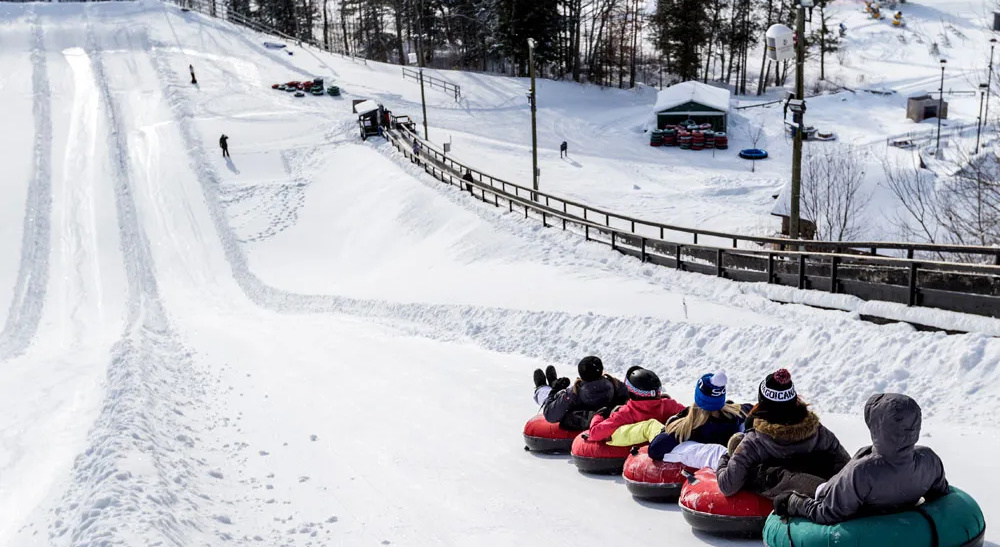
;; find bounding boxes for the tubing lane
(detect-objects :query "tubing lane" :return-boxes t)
[0,16,54,361]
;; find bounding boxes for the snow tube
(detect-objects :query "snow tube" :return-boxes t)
[522,415,580,453]
[294,91,305,97]
[623,446,688,502]
[763,487,986,547]
[679,469,773,537]
[271,83,280,89]
[571,433,632,475]
[739,148,768,160]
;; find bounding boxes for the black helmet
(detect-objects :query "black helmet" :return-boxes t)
[577,356,604,382]
[625,366,661,399]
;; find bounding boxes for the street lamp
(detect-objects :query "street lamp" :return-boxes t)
[936,59,946,154]
[527,38,539,201]
[977,83,989,150]
[984,38,997,142]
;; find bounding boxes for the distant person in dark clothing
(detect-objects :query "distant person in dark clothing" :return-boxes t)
[560,141,568,158]
[462,170,474,192]
[189,64,197,85]
[219,134,230,158]
[411,139,421,165]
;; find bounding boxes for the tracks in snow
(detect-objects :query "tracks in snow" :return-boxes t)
[0,15,53,360]
[45,17,211,547]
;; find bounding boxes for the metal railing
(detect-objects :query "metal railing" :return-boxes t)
[392,124,1000,264]
[385,125,1000,318]
[402,67,461,101]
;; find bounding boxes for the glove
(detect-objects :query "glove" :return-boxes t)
[595,406,612,419]
[773,492,793,517]
[552,377,571,392]
[727,432,745,457]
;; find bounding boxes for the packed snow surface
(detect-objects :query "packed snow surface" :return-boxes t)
[0,1,997,546]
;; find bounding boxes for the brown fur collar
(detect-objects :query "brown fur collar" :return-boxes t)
[754,412,820,443]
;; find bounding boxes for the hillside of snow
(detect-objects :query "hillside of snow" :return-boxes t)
[0,1,997,546]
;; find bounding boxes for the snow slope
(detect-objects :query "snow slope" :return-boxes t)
[0,2,997,547]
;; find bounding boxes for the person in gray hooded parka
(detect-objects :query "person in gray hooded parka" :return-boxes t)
[774,393,949,524]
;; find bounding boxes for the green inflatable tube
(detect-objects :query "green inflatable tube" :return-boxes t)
[763,487,986,547]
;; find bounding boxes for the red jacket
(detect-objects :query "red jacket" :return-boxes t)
[587,396,685,442]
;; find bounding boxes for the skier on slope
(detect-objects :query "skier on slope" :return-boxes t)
[220,134,230,158]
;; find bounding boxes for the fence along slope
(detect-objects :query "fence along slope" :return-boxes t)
[385,126,1000,319]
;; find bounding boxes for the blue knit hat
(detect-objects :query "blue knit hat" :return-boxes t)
[694,371,727,412]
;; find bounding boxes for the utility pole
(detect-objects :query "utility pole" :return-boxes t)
[977,83,988,151]
[936,59,946,155]
[789,1,809,240]
[984,38,997,149]
[528,38,539,201]
[419,68,429,140]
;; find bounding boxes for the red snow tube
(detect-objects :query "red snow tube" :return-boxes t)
[623,446,689,502]
[571,433,632,475]
[679,469,773,537]
[522,415,580,453]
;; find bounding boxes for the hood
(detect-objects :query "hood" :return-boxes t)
[754,411,820,443]
[577,377,615,408]
[865,393,920,463]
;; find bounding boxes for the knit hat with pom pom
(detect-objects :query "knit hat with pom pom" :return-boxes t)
[754,368,807,425]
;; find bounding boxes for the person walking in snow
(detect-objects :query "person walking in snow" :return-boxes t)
[644,371,751,469]
[716,369,850,500]
[219,134,230,158]
[560,141,568,158]
[411,138,422,165]
[532,356,628,431]
[189,64,197,85]
[462,170,475,192]
[582,366,684,447]
[774,393,949,524]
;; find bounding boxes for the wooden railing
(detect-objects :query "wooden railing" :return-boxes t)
[402,67,461,101]
[386,125,1000,318]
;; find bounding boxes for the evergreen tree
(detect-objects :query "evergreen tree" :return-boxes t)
[651,0,709,81]
[497,0,560,74]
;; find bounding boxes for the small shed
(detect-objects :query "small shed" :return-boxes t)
[907,93,948,123]
[654,81,731,131]
[771,181,817,240]
[354,100,384,140]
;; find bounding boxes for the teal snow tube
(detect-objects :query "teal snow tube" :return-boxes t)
[763,487,985,547]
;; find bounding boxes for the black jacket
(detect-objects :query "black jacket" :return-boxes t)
[542,375,628,431]
[786,394,949,524]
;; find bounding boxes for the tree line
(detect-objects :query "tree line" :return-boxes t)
[219,0,841,94]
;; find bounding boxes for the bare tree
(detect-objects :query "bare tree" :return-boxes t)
[880,152,941,245]
[801,145,870,241]
[742,113,767,173]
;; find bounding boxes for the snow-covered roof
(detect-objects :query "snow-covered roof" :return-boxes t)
[770,179,816,221]
[654,81,731,113]
[355,100,380,115]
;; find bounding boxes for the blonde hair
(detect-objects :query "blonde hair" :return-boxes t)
[664,404,745,442]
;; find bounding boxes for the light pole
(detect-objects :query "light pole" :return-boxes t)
[977,83,988,150]
[789,0,809,240]
[984,38,997,144]
[527,38,539,201]
[936,59,946,154]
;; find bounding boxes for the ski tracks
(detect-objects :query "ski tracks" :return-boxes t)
[0,14,53,361]
[44,16,212,547]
